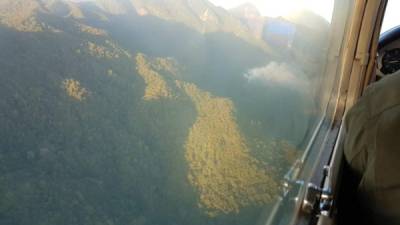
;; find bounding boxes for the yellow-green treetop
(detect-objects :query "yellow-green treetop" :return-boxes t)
[135,53,173,100]
[178,81,279,216]
[62,78,89,101]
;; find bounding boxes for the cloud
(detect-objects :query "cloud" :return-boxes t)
[244,61,309,91]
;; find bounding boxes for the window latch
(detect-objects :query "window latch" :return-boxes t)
[301,166,334,216]
[302,182,322,214]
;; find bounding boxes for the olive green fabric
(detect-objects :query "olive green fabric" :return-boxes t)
[344,72,400,225]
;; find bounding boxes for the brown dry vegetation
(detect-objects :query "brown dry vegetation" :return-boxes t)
[83,41,122,59]
[135,53,173,100]
[77,23,108,36]
[62,78,89,101]
[177,81,279,216]
[153,57,180,77]
[135,54,282,216]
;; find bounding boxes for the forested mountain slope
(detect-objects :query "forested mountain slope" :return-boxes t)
[0,1,329,225]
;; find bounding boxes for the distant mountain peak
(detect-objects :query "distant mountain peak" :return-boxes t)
[230,2,261,19]
[229,2,264,39]
[93,0,132,15]
[43,0,85,19]
[283,9,329,30]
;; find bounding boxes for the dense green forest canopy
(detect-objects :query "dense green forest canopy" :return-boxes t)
[0,0,330,225]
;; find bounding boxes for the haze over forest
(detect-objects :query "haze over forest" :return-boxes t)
[0,0,330,224]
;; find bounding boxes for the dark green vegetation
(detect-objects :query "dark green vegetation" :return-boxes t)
[0,0,330,225]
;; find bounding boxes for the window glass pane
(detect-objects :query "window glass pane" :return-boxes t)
[381,0,400,34]
[0,0,348,225]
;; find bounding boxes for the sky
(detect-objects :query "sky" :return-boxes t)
[381,0,400,33]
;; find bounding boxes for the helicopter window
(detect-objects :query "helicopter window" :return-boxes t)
[0,0,351,225]
[381,0,400,34]
[377,1,400,78]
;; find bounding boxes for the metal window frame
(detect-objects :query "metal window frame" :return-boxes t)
[316,0,388,224]
[264,0,356,223]
[264,1,388,225]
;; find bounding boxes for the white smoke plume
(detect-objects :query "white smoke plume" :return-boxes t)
[244,61,309,91]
